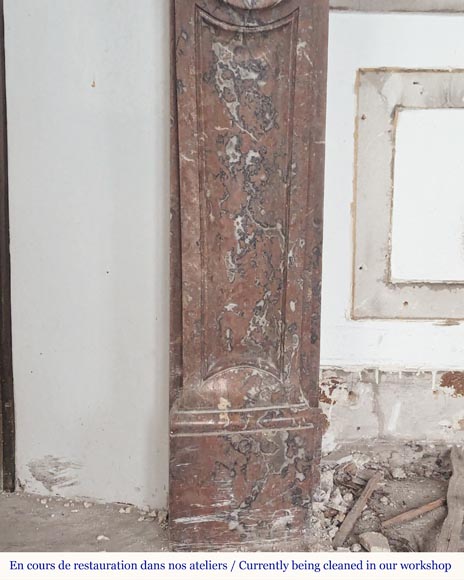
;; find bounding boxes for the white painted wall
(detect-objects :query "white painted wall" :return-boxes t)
[5,0,170,508]
[6,4,464,507]
[321,11,464,370]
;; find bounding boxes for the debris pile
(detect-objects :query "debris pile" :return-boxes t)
[309,443,457,552]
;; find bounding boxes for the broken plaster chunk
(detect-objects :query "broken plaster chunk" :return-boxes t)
[336,455,354,466]
[359,532,391,553]
[391,467,407,480]
[343,492,354,504]
[327,488,347,512]
[328,527,338,539]
[312,501,325,513]
[313,488,327,503]
[319,470,334,498]
[389,451,405,468]
[158,509,168,528]
[351,543,362,552]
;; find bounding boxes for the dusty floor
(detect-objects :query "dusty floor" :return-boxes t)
[0,492,168,552]
[0,443,456,553]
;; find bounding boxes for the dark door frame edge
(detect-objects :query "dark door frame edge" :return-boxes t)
[0,0,15,493]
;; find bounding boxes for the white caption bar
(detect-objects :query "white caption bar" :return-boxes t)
[0,552,460,580]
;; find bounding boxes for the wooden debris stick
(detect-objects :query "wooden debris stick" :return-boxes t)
[382,497,446,529]
[437,446,464,552]
[333,472,383,548]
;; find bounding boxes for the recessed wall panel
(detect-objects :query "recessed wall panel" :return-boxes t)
[391,108,464,284]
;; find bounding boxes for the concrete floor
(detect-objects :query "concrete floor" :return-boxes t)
[0,491,168,552]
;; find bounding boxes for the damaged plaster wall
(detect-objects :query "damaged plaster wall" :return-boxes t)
[5,0,169,507]
[320,369,464,452]
[321,11,464,450]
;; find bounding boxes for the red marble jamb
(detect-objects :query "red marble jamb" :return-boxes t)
[170,0,329,551]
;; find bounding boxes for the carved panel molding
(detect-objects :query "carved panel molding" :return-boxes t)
[222,0,285,9]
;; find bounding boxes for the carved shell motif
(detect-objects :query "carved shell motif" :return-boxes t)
[222,0,284,9]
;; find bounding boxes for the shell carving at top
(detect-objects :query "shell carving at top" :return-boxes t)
[222,0,284,9]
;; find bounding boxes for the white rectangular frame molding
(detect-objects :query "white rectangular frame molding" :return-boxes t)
[330,1,464,12]
[353,68,464,320]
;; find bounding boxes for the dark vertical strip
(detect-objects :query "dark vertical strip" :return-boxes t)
[0,0,15,493]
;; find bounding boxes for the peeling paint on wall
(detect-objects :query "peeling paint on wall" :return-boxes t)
[28,455,82,493]
[439,371,464,397]
[320,367,464,453]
